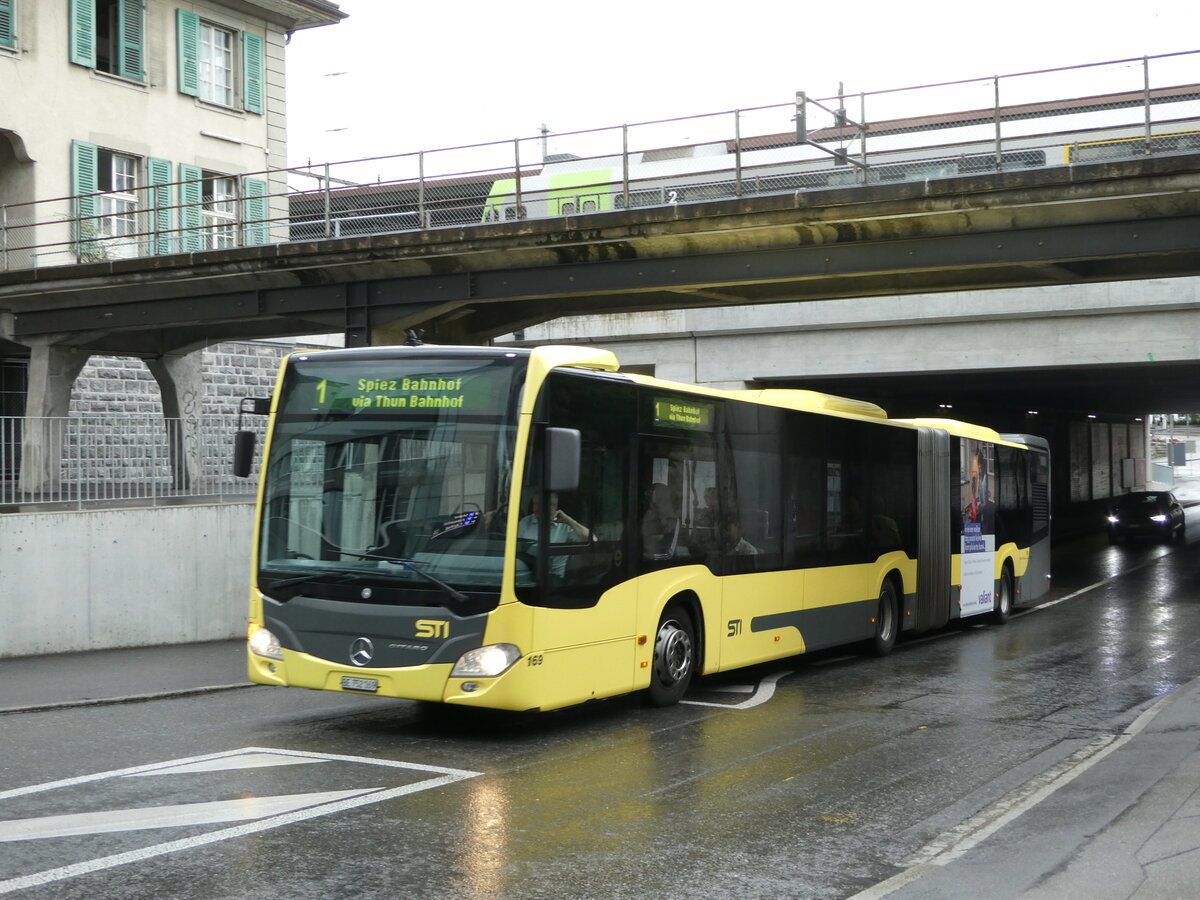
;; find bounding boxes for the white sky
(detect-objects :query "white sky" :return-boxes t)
[285,1,1200,171]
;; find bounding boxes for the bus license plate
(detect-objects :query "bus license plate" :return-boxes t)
[341,676,379,693]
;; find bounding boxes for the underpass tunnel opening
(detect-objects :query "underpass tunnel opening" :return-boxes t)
[754,362,1200,544]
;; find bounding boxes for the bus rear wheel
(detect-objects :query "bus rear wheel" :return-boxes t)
[648,605,695,707]
[991,567,1014,625]
[871,581,898,657]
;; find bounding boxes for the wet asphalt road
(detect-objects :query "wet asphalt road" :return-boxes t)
[3,517,1200,900]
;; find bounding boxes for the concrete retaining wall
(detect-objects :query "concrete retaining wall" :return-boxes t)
[0,503,254,658]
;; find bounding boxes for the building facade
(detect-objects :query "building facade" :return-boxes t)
[0,0,343,269]
[0,0,343,491]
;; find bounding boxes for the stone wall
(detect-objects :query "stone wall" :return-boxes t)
[68,340,308,416]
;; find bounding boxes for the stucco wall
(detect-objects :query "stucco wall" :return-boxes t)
[503,277,1200,389]
[0,503,254,658]
[1,0,288,266]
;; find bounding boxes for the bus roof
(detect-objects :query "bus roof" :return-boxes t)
[892,417,1016,445]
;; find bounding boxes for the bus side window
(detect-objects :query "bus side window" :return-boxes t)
[637,438,717,569]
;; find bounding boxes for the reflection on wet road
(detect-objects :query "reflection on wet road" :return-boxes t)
[4,517,1200,899]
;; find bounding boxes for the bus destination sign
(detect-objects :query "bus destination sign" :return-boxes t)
[314,375,468,411]
[654,397,714,430]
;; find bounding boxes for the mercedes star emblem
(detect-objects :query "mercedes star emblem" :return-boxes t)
[349,637,374,667]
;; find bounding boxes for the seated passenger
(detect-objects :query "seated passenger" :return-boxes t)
[641,482,680,559]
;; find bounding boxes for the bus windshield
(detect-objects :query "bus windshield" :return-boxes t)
[257,351,527,604]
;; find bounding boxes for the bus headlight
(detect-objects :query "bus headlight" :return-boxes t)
[248,623,283,661]
[451,644,521,677]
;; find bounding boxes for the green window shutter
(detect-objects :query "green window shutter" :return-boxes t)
[116,0,145,81]
[69,0,96,68]
[148,157,174,255]
[0,0,15,49]
[176,9,200,97]
[178,163,203,252]
[242,31,264,114]
[242,177,267,245]
[71,140,100,257]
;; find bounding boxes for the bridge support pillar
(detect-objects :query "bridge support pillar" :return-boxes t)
[146,349,206,491]
[18,338,88,495]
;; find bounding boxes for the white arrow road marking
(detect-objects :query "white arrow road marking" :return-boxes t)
[124,751,330,777]
[0,747,482,895]
[0,789,380,842]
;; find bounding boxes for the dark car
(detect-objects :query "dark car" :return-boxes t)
[1107,491,1186,543]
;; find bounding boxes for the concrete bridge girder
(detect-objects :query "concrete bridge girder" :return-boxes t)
[1,154,1200,347]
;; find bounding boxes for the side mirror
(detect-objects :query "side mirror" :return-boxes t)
[232,396,270,478]
[545,427,581,493]
[232,430,257,478]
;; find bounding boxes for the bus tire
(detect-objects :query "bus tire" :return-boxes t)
[991,566,1014,625]
[648,605,695,707]
[871,580,898,657]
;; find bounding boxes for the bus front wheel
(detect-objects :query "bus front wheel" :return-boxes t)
[648,605,695,707]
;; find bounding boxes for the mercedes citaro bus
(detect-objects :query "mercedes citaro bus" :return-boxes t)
[235,344,1049,711]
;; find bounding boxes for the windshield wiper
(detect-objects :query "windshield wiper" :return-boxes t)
[374,558,469,607]
[270,571,357,589]
[266,569,367,596]
[265,548,470,610]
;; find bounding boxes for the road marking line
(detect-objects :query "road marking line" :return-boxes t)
[0,747,482,895]
[1014,550,1174,618]
[125,751,330,777]
[847,682,1189,899]
[0,789,380,841]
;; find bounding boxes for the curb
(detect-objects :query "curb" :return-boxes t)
[0,682,257,717]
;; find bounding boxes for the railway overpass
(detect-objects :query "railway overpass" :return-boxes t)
[4,57,1200,507]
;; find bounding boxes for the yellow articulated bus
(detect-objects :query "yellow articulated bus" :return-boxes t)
[235,344,1050,712]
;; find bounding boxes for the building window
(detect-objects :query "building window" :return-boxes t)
[0,0,15,50]
[96,150,140,257]
[198,22,234,106]
[71,140,145,261]
[203,174,238,250]
[69,0,144,82]
[177,10,264,115]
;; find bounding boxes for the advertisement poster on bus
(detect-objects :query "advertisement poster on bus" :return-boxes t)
[960,438,995,617]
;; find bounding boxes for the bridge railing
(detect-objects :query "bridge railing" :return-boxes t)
[0,414,263,509]
[3,51,1200,272]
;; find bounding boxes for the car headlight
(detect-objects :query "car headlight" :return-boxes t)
[1107,515,1119,524]
[1151,514,1168,523]
[451,644,521,677]
[248,623,283,660]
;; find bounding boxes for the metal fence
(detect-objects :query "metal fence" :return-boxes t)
[2,51,1200,271]
[0,414,264,509]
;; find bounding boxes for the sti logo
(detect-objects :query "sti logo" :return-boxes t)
[727,619,743,637]
[415,619,449,639]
